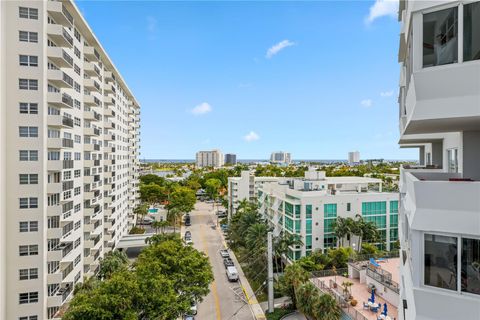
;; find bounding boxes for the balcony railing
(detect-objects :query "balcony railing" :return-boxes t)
[62,93,73,107]
[62,138,73,148]
[62,116,74,128]
[63,160,74,169]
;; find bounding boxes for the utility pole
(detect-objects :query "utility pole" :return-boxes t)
[267,231,274,313]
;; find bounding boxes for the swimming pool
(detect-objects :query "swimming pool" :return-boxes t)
[148,208,158,214]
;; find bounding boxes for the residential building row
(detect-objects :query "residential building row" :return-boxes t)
[270,151,291,165]
[397,0,480,319]
[0,1,141,319]
[228,169,399,261]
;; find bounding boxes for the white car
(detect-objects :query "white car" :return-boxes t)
[226,266,239,282]
[185,238,193,245]
[219,249,230,258]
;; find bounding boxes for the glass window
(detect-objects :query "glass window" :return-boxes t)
[463,2,480,62]
[447,148,458,173]
[423,7,458,67]
[461,238,480,295]
[324,204,337,218]
[306,205,312,219]
[424,234,457,291]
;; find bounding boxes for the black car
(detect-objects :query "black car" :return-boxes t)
[223,258,234,268]
[185,215,191,226]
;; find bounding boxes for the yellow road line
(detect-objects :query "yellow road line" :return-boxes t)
[199,222,222,320]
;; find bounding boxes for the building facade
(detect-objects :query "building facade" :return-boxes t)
[196,149,223,168]
[0,1,141,319]
[348,151,360,165]
[397,1,480,319]
[224,153,237,165]
[227,170,281,216]
[258,169,399,261]
[270,151,291,165]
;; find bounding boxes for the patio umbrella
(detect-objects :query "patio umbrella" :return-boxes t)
[370,290,375,303]
[383,303,388,315]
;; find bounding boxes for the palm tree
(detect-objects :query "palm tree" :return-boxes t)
[134,203,149,227]
[274,233,303,272]
[354,214,380,252]
[167,207,182,233]
[152,220,170,234]
[332,217,348,247]
[313,293,341,320]
[277,263,310,309]
[296,281,319,317]
[245,223,268,250]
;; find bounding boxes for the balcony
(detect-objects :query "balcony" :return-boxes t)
[403,62,480,135]
[47,181,62,194]
[63,160,74,169]
[62,138,73,148]
[47,47,73,68]
[84,45,100,61]
[103,107,114,117]
[403,170,480,236]
[104,71,114,81]
[84,62,101,77]
[84,94,96,106]
[48,70,73,88]
[104,120,114,129]
[103,95,115,106]
[47,24,73,47]
[83,127,100,136]
[48,91,74,108]
[104,83,114,93]
[47,137,62,149]
[103,133,114,141]
[83,110,97,121]
[84,78,101,92]
[85,234,101,248]
[47,1,73,27]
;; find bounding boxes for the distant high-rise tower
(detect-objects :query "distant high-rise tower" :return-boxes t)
[196,150,224,168]
[225,153,237,165]
[270,151,291,164]
[0,1,141,318]
[348,151,360,165]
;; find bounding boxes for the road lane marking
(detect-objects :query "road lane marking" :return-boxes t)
[199,222,222,320]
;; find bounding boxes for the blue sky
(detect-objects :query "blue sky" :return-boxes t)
[76,0,416,160]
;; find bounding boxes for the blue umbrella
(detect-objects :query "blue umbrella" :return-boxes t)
[383,303,388,316]
[370,290,375,303]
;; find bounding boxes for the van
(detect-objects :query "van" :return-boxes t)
[226,266,239,282]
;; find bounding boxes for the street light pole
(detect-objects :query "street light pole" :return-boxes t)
[267,231,274,313]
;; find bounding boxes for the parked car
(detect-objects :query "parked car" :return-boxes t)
[223,258,234,268]
[190,301,197,315]
[226,266,239,282]
[185,216,191,226]
[185,238,193,245]
[205,199,214,204]
[216,210,227,218]
[138,217,154,225]
[183,316,195,320]
[219,249,230,258]
[184,231,191,239]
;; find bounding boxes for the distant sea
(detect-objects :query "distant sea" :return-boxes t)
[140,159,415,164]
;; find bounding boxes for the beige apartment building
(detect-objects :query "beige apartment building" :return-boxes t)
[0,1,141,319]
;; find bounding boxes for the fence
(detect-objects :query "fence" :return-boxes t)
[310,268,348,279]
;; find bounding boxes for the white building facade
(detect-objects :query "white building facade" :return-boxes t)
[227,170,281,216]
[196,149,223,168]
[0,1,141,319]
[398,0,480,319]
[348,151,360,165]
[270,151,291,165]
[258,169,399,261]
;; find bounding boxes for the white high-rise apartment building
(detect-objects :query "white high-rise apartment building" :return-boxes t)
[196,149,223,168]
[348,151,360,165]
[258,168,398,261]
[0,1,141,319]
[270,151,291,164]
[398,1,480,319]
[227,170,281,216]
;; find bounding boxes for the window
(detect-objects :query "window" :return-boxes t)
[74,169,81,178]
[19,316,38,320]
[324,204,337,218]
[19,150,38,161]
[47,284,59,297]
[347,203,351,212]
[447,148,458,173]
[19,174,38,184]
[19,292,38,304]
[19,79,38,90]
[48,261,59,274]
[424,233,457,291]
[19,268,38,280]
[464,2,480,62]
[423,7,458,67]
[19,245,38,256]
[390,200,399,214]
[19,198,38,209]
[19,221,38,232]
[19,55,38,67]
[19,126,38,137]
[74,187,80,196]
[19,7,38,19]
[461,237,480,295]
[19,31,38,43]
[19,103,38,114]
[305,205,312,219]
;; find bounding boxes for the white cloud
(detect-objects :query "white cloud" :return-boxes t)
[380,90,394,97]
[361,99,373,108]
[365,0,398,24]
[191,102,212,115]
[266,40,295,59]
[244,131,260,142]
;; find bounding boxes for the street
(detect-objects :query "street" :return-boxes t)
[186,201,255,320]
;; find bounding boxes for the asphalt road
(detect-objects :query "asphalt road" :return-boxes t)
[187,201,254,320]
